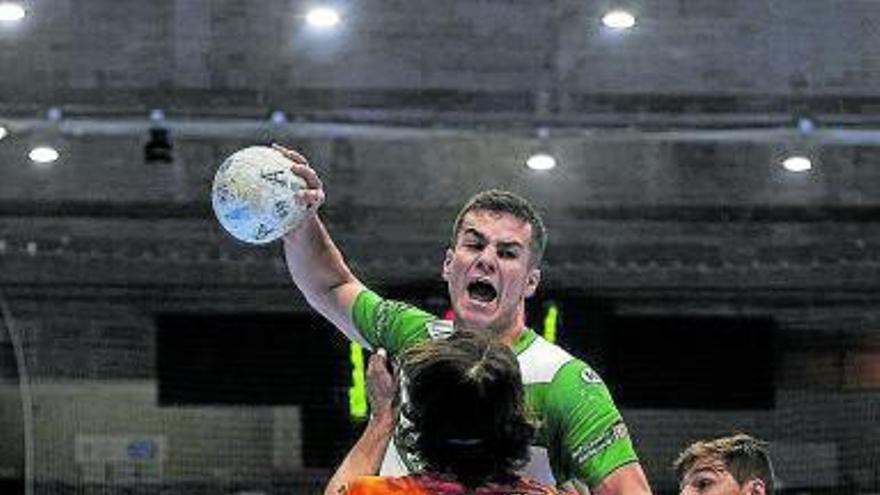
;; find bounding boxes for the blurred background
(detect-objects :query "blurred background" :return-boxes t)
[0,1,878,494]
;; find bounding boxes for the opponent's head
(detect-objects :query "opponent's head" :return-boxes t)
[399,331,534,488]
[675,434,775,495]
[442,190,546,336]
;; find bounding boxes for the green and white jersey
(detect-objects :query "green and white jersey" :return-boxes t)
[352,290,639,489]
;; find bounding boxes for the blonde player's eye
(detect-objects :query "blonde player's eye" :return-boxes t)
[694,478,714,491]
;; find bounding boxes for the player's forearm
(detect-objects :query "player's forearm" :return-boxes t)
[283,213,366,342]
[323,407,396,495]
[591,463,653,495]
[284,213,356,299]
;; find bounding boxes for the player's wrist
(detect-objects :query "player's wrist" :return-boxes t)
[282,211,319,242]
[369,404,396,428]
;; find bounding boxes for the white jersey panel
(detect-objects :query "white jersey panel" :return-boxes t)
[518,334,575,385]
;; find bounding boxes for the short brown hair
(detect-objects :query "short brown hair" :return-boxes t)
[674,433,775,494]
[450,189,547,266]
[398,331,535,487]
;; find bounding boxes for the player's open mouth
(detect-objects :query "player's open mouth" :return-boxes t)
[466,279,498,304]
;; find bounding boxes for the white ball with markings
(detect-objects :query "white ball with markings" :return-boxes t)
[211,146,307,244]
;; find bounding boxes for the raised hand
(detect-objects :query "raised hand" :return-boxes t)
[272,143,326,213]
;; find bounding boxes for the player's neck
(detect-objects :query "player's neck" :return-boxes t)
[498,325,525,348]
[454,318,525,347]
[499,301,529,347]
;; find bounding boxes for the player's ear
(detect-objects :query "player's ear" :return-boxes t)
[743,478,766,495]
[524,268,540,298]
[442,248,453,281]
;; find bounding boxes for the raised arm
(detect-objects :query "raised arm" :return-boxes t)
[274,144,369,347]
[324,349,397,495]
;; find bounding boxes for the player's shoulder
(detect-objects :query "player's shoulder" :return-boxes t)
[357,289,432,320]
[512,476,565,495]
[345,475,423,494]
[517,330,603,386]
[353,289,439,353]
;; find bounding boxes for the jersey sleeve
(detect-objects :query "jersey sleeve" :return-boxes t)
[350,289,436,355]
[544,360,639,488]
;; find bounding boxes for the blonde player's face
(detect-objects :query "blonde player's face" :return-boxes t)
[442,210,539,336]
[680,461,761,495]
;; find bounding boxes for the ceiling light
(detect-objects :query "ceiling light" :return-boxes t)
[29,146,60,164]
[782,155,811,173]
[797,117,815,136]
[0,2,25,22]
[602,10,636,29]
[306,7,340,27]
[526,153,557,171]
[0,126,7,140]
[270,110,288,125]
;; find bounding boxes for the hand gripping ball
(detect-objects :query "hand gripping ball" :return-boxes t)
[211,146,308,244]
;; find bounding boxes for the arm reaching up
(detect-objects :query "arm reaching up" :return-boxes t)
[273,144,370,347]
[324,349,397,495]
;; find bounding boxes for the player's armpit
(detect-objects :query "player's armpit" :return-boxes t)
[590,463,652,495]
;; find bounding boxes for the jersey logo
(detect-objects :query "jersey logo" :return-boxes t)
[570,421,629,466]
[374,299,410,344]
[581,367,602,384]
[426,319,455,340]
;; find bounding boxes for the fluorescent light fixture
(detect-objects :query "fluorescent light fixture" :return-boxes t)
[602,10,636,29]
[782,155,811,172]
[0,2,25,22]
[526,153,557,171]
[29,146,60,164]
[306,7,340,27]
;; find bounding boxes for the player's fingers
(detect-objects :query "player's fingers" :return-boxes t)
[296,189,325,209]
[368,348,387,369]
[271,143,308,165]
[368,350,393,380]
[289,162,323,190]
[370,347,387,366]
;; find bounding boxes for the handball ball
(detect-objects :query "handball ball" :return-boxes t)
[211,146,308,244]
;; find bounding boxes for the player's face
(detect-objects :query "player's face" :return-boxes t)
[442,209,540,337]
[680,461,760,495]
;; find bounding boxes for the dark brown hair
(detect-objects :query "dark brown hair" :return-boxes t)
[398,331,535,487]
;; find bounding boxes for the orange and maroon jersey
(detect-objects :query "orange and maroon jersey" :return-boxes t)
[345,474,561,495]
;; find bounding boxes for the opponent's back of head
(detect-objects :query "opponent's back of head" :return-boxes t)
[399,331,534,487]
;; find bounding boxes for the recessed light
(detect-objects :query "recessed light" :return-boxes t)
[782,155,811,172]
[526,153,557,171]
[306,7,340,27]
[29,146,60,164]
[0,2,25,22]
[602,10,636,29]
